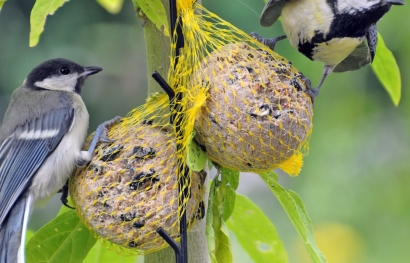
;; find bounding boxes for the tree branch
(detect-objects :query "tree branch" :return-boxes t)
[142,1,208,262]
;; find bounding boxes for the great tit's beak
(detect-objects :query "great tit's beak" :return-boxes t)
[81,66,103,77]
[385,0,405,5]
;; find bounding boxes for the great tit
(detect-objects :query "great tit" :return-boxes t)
[251,0,405,97]
[0,58,117,263]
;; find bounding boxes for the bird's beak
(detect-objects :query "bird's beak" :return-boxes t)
[385,0,405,5]
[81,66,103,77]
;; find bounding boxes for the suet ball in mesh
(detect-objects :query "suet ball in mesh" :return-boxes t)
[194,42,313,172]
[70,119,206,253]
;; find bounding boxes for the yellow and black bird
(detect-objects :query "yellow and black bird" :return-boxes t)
[252,0,405,97]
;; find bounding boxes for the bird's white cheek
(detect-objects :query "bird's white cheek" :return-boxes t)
[337,0,379,14]
[34,73,79,92]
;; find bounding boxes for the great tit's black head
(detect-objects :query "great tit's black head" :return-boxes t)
[336,0,404,14]
[26,58,102,94]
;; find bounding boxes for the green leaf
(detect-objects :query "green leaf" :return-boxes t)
[83,241,137,263]
[221,167,239,190]
[371,33,402,106]
[29,0,69,47]
[186,132,207,172]
[289,190,325,261]
[131,0,139,9]
[26,210,97,263]
[227,194,288,263]
[220,168,239,221]
[206,179,217,263]
[26,229,35,244]
[0,0,6,11]
[133,0,169,36]
[206,177,233,263]
[96,0,124,14]
[215,220,232,263]
[213,179,233,263]
[258,172,327,263]
[264,170,279,181]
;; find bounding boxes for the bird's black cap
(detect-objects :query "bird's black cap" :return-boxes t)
[25,58,102,93]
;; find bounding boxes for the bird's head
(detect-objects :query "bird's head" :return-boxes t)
[26,58,102,94]
[336,0,405,14]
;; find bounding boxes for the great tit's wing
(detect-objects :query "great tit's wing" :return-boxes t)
[333,42,371,73]
[0,107,74,225]
[260,0,286,27]
[367,24,378,62]
[0,192,31,263]
[334,24,378,72]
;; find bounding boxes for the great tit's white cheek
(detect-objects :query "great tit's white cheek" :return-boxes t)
[337,0,380,14]
[34,73,79,92]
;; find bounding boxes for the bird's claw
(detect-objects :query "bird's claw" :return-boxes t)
[306,87,320,99]
[98,116,122,143]
[298,74,317,105]
[250,32,286,51]
[86,116,122,157]
[60,180,75,209]
[250,31,263,42]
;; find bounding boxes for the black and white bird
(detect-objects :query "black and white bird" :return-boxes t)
[0,58,117,263]
[252,0,405,97]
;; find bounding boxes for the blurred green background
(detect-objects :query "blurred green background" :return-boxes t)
[1,0,409,262]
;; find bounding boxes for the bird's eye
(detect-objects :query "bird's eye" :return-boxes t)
[60,67,70,75]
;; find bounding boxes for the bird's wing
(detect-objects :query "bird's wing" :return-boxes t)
[0,192,31,263]
[367,24,378,63]
[334,24,378,72]
[0,107,74,225]
[333,42,371,73]
[260,0,287,27]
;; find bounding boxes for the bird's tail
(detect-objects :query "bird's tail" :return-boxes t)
[0,193,31,263]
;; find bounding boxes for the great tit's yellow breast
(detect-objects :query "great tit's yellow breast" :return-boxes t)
[312,37,364,66]
[282,0,333,48]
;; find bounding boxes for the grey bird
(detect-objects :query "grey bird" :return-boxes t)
[0,58,118,263]
[251,0,405,97]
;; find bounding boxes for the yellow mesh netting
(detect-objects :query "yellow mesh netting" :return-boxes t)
[70,94,205,254]
[69,0,313,255]
[169,1,313,175]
